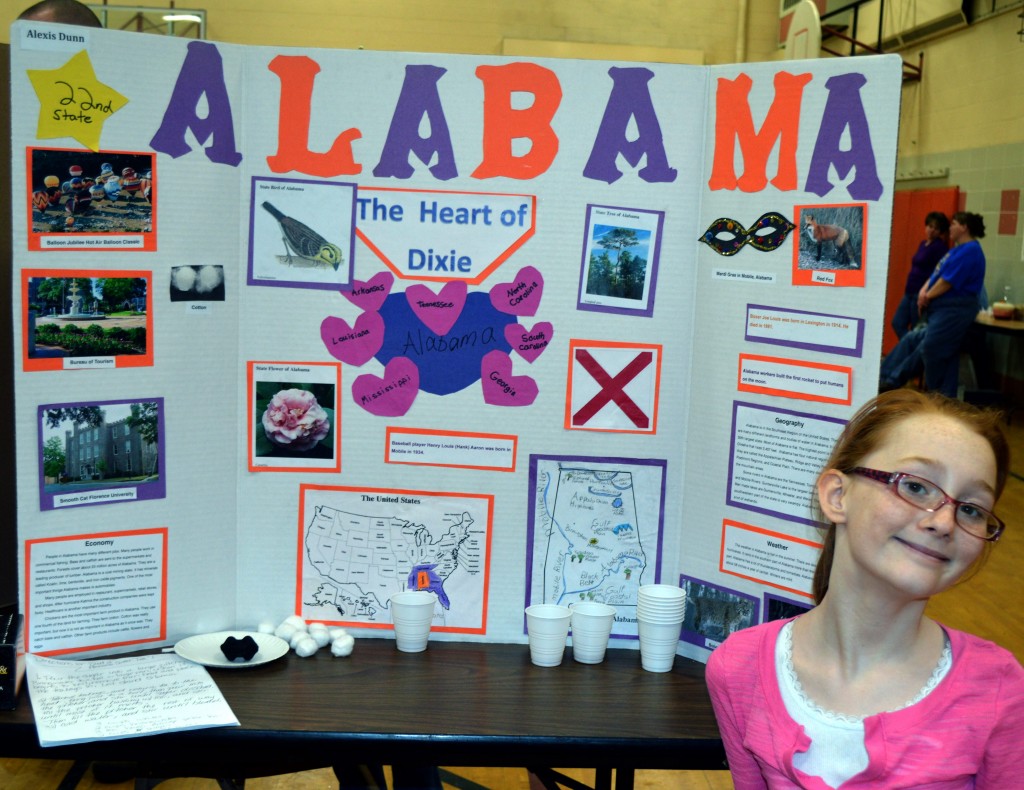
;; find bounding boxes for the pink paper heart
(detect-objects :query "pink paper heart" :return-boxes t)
[352,357,420,416]
[480,350,538,407]
[342,271,394,312]
[405,281,467,336]
[504,321,553,363]
[320,311,384,366]
[489,265,544,317]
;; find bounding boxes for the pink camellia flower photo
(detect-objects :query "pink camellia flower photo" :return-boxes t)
[261,388,331,452]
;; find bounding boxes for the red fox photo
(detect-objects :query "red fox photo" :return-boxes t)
[798,207,863,270]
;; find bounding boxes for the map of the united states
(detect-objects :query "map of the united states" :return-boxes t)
[303,505,475,621]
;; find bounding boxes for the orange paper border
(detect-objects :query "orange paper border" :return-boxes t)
[26,146,158,253]
[24,527,168,656]
[737,353,852,405]
[247,360,342,473]
[22,268,154,372]
[719,519,819,599]
[564,338,663,434]
[791,202,868,288]
[385,426,517,472]
[296,484,493,635]
[354,186,535,284]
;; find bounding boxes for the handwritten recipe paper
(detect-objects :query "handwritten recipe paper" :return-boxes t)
[26,653,239,746]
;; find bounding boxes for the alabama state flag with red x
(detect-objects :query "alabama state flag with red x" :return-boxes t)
[565,339,662,434]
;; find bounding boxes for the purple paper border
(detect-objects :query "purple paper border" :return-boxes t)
[37,397,167,511]
[576,204,664,318]
[763,590,814,623]
[524,454,668,639]
[247,176,357,291]
[726,400,846,527]
[744,303,865,357]
[678,573,760,651]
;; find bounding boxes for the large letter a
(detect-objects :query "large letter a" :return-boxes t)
[150,41,242,166]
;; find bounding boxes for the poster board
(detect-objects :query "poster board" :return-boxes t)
[9,21,900,661]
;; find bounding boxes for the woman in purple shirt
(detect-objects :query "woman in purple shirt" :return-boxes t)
[707,390,1023,788]
[918,212,988,398]
[891,212,948,339]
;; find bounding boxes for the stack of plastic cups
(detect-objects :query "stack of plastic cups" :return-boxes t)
[636,584,686,672]
[524,604,572,666]
[569,601,616,664]
[390,590,438,652]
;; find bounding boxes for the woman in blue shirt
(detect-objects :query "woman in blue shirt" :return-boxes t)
[917,211,987,398]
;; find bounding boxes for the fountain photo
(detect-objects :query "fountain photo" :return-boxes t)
[37,397,166,511]
[22,270,154,371]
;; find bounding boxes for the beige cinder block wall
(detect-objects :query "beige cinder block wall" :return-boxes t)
[890,8,1024,383]
[2,0,780,61]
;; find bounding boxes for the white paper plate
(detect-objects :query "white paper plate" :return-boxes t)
[173,630,289,668]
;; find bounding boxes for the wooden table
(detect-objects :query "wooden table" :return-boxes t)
[965,312,1024,411]
[0,640,725,790]
[974,311,1024,335]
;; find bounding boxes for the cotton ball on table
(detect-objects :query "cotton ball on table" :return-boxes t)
[328,627,348,641]
[308,625,331,648]
[289,630,309,650]
[331,633,355,657]
[274,623,298,642]
[282,614,308,632]
[294,636,319,658]
[256,620,276,634]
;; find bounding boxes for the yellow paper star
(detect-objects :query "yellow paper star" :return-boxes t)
[27,50,129,152]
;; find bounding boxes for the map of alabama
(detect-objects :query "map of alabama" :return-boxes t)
[539,467,646,606]
[303,505,474,622]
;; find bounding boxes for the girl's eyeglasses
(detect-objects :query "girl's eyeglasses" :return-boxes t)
[849,467,1004,542]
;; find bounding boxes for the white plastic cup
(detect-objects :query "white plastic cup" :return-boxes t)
[637,616,681,673]
[390,590,437,652]
[637,584,686,606]
[636,584,687,627]
[636,604,686,623]
[569,601,616,664]
[525,604,572,666]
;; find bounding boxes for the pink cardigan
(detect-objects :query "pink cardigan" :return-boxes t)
[706,617,1024,789]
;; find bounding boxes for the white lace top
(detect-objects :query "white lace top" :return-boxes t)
[775,620,952,788]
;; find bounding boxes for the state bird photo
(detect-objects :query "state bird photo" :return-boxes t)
[248,177,357,291]
[262,201,343,270]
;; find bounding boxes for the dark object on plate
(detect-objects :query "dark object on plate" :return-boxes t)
[221,635,259,662]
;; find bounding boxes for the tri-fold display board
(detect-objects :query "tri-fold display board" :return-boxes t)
[9,21,900,661]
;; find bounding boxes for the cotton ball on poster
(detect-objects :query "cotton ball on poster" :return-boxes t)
[294,636,319,657]
[172,266,197,292]
[195,265,224,293]
[331,633,355,657]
